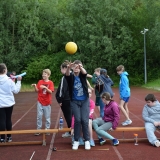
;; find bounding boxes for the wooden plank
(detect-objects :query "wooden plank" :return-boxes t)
[115,127,145,132]
[0,141,42,146]
[0,129,58,134]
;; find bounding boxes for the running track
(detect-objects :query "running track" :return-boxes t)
[0,87,160,160]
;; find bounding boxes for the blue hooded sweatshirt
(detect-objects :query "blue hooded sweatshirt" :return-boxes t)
[119,71,130,98]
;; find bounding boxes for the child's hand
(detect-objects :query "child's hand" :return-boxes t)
[40,85,47,89]
[154,121,159,126]
[17,76,22,81]
[109,127,113,132]
[31,84,36,87]
[67,61,74,69]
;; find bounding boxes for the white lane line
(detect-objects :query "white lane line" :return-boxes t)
[46,108,61,160]
[30,151,35,160]
[12,103,37,128]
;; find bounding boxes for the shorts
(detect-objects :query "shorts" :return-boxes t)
[95,97,100,106]
[121,97,130,103]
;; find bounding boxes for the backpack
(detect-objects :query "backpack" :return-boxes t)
[95,78,104,94]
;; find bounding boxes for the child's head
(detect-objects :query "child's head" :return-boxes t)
[88,88,92,98]
[94,68,101,76]
[101,92,111,104]
[72,60,83,74]
[61,60,69,74]
[145,94,156,107]
[42,69,51,80]
[100,69,107,76]
[0,63,7,74]
[116,65,125,75]
[12,71,16,75]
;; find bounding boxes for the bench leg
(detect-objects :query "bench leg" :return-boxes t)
[42,133,46,146]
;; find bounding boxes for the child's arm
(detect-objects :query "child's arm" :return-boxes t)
[79,64,87,74]
[87,80,94,91]
[31,84,39,92]
[89,100,95,118]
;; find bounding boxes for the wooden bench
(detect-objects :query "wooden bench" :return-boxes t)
[0,129,58,146]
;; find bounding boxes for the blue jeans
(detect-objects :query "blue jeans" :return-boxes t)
[99,98,105,117]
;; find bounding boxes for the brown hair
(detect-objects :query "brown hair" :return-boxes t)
[61,60,69,68]
[74,60,82,65]
[101,92,111,101]
[43,69,51,76]
[145,94,156,102]
[116,65,125,72]
[0,63,7,74]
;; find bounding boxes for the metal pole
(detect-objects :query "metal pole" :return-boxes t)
[144,30,147,84]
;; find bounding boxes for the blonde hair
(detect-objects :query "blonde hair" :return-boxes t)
[116,65,125,72]
[94,67,101,72]
[43,69,51,76]
[101,92,111,101]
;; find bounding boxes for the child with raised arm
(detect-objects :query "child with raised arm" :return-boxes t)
[116,65,132,126]
[71,88,95,146]
[65,60,91,150]
[92,92,120,146]
[31,69,54,135]
[56,60,72,138]
[0,63,22,143]
[142,94,160,147]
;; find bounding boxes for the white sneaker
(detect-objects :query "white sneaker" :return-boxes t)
[122,120,132,126]
[62,132,71,138]
[72,141,79,150]
[85,141,91,150]
[154,140,160,147]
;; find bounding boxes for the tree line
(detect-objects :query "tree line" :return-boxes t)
[0,0,160,85]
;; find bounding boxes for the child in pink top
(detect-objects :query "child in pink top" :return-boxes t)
[71,88,95,146]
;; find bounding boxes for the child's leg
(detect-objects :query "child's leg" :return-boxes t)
[61,100,72,128]
[80,99,90,141]
[71,101,81,141]
[88,119,93,140]
[95,96,100,111]
[119,100,130,120]
[37,102,43,129]
[145,122,158,145]
[123,102,129,116]
[43,105,51,129]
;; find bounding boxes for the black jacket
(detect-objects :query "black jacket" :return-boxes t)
[65,72,89,100]
[55,76,70,103]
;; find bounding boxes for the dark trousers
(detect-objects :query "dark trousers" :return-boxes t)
[0,106,13,139]
[71,98,89,141]
[61,100,72,128]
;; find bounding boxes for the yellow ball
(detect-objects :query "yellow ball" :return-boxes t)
[65,42,77,54]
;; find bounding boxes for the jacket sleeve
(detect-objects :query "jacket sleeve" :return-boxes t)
[108,77,114,86]
[11,80,21,94]
[142,106,155,123]
[55,82,62,103]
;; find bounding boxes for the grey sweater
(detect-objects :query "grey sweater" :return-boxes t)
[142,101,160,123]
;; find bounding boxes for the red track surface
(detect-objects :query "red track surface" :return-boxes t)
[0,87,160,160]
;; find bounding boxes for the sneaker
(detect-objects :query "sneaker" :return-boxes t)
[112,139,119,146]
[0,139,5,143]
[79,137,84,145]
[122,120,132,126]
[99,138,106,145]
[34,133,41,136]
[154,140,160,147]
[45,128,50,135]
[90,139,95,147]
[6,137,12,142]
[62,132,71,138]
[85,141,91,150]
[72,141,79,150]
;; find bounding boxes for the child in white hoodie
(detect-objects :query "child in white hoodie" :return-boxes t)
[0,63,22,143]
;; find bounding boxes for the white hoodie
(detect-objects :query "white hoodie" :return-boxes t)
[0,75,21,108]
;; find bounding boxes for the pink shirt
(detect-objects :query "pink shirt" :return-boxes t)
[71,99,95,129]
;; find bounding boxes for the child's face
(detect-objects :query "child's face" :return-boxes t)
[117,70,123,75]
[146,101,155,107]
[61,67,67,75]
[94,70,100,76]
[42,72,50,80]
[72,64,80,73]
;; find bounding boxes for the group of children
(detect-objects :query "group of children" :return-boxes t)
[0,62,160,148]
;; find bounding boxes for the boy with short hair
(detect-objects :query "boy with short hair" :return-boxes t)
[32,69,54,135]
[65,60,91,150]
[142,94,160,147]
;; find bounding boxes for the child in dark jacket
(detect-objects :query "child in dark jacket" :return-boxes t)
[92,92,120,146]
[56,61,72,138]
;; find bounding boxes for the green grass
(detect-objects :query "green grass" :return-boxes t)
[142,79,160,90]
